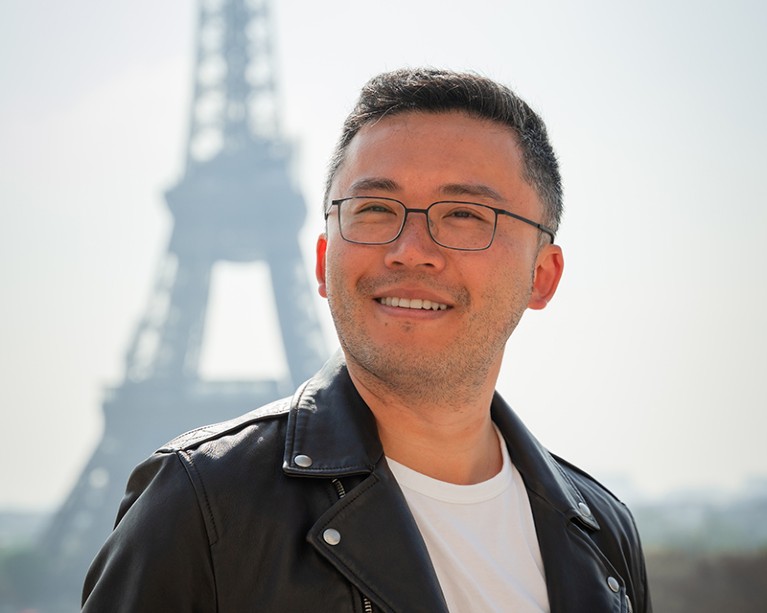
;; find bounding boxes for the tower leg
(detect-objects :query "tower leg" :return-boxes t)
[269,238,326,386]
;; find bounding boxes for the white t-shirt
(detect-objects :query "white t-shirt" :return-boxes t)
[387,428,550,613]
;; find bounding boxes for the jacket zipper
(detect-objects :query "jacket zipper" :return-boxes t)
[626,594,633,613]
[331,479,374,613]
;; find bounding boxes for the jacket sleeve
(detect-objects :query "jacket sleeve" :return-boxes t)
[628,510,653,613]
[81,450,216,612]
[590,484,653,612]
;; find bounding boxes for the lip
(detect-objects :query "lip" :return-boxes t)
[373,287,453,312]
[378,296,449,310]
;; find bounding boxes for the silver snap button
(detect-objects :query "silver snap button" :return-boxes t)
[294,454,313,468]
[607,576,620,593]
[578,502,592,517]
[323,528,341,546]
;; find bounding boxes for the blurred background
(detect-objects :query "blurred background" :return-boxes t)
[1,0,765,611]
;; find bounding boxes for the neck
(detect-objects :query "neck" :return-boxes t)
[346,357,504,485]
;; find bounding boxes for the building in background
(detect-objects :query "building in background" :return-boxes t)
[33,1,326,609]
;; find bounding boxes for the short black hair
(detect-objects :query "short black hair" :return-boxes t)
[324,67,562,234]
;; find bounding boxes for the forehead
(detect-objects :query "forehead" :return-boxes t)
[332,111,531,203]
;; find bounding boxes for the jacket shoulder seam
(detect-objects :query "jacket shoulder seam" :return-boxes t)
[551,451,627,506]
[159,400,291,452]
[175,449,220,546]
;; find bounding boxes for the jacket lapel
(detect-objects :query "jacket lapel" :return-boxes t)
[283,355,449,612]
[491,396,625,612]
[307,466,449,613]
[525,498,625,613]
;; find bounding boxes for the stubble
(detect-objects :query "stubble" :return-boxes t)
[327,268,533,410]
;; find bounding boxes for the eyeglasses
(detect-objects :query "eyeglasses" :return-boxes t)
[326,196,555,251]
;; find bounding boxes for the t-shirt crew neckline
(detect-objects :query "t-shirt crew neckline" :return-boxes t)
[385,426,512,504]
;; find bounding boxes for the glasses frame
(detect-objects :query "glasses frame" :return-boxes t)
[326,196,555,251]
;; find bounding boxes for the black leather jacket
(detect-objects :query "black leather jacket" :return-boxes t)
[82,355,651,612]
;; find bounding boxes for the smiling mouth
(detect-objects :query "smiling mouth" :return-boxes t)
[377,297,449,311]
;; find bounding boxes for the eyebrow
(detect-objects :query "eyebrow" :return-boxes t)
[439,183,504,202]
[348,177,400,193]
[347,178,505,202]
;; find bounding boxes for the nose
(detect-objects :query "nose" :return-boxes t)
[383,211,446,270]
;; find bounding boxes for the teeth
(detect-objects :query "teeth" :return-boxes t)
[379,297,448,311]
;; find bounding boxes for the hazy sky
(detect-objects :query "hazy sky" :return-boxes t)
[1,0,765,510]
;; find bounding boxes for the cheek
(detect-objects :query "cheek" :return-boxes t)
[323,245,355,298]
[480,253,535,309]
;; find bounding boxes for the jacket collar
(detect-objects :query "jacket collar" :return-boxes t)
[283,351,598,531]
[491,395,600,531]
[283,353,383,477]
[284,354,449,612]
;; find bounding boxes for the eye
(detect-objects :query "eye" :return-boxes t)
[349,198,400,216]
[437,203,494,224]
[447,208,481,219]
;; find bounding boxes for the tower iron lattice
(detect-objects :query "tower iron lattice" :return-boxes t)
[38,0,326,607]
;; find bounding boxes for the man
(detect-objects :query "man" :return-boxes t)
[82,68,651,612]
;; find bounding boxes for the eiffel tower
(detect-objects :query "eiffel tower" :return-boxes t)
[37,0,326,607]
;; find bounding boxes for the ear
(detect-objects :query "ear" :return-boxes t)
[315,233,328,298]
[528,243,564,310]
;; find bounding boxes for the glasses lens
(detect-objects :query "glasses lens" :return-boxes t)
[428,202,496,250]
[339,197,405,244]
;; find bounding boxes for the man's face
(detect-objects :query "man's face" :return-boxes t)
[316,111,563,396]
